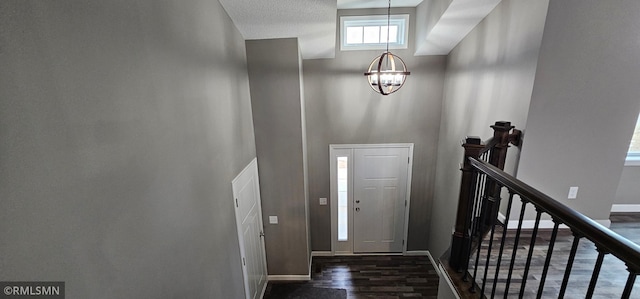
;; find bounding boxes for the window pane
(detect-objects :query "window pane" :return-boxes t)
[346,26,363,44]
[337,157,348,241]
[629,116,640,153]
[363,26,380,43]
[341,15,409,51]
[380,25,398,43]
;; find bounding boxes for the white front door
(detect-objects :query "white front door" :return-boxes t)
[232,158,268,299]
[353,147,409,253]
[330,144,413,254]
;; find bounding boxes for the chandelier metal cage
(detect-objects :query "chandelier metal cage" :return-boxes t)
[363,0,410,95]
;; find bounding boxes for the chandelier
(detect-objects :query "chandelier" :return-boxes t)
[363,0,410,95]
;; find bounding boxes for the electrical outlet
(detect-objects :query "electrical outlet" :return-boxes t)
[319,198,327,205]
[568,187,579,199]
[269,216,278,224]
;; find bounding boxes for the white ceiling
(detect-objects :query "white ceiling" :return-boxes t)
[218,0,337,59]
[218,0,500,59]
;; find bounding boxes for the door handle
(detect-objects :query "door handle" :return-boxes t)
[259,231,265,238]
[355,200,360,203]
[355,207,360,212]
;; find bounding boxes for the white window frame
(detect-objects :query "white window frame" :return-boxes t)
[625,115,640,166]
[340,14,409,51]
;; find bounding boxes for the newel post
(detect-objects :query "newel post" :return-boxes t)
[488,121,518,170]
[483,121,521,226]
[449,136,484,271]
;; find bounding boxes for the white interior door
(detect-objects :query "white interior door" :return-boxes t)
[232,158,268,299]
[353,147,409,253]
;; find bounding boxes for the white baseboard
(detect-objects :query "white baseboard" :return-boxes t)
[269,252,321,282]
[611,204,640,213]
[426,251,439,276]
[333,252,403,256]
[498,212,506,224]
[311,251,333,257]
[268,275,310,281]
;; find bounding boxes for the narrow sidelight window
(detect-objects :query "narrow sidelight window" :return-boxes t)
[337,156,349,241]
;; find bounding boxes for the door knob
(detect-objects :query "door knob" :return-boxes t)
[355,200,360,203]
[355,207,360,212]
[259,231,265,237]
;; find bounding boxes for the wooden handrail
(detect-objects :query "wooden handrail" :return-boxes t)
[469,157,640,271]
[479,137,498,155]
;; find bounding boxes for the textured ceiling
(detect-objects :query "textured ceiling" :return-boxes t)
[218,0,337,59]
[219,0,500,59]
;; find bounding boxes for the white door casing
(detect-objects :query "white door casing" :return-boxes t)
[330,144,413,254]
[232,158,268,299]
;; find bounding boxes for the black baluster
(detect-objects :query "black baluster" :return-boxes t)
[481,189,502,295]
[536,219,560,299]
[491,192,515,299]
[462,170,481,279]
[621,269,637,299]
[463,172,484,282]
[504,199,528,298]
[519,209,542,298]
[469,191,490,294]
[586,249,606,298]
[558,233,582,299]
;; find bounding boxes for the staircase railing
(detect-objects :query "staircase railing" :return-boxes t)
[445,122,640,298]
[449,121,521,272]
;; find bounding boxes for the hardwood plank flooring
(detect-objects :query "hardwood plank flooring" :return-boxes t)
[464,212,640,298]
[264,255,439,299]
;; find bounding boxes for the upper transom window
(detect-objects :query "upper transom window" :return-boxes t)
[340,15,409,51]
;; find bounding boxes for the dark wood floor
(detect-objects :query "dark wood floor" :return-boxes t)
[263,213,640,299]
[466,212,640,298]
[265,255,439,299]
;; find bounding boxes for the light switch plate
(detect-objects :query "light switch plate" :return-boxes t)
[568,187,579,199]
[269,216,278,224]
[319,198,327,205]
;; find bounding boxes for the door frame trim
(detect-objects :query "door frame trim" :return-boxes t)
[329,143,414,255]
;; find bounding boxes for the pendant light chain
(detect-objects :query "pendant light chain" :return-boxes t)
[386,0,390,53]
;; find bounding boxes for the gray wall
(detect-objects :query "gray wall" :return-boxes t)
[615,166,640,205]
[304,8,446,251]
[246,38,311,275]
[517,0,640,222]
[0,1,255,298]
[429,0,550,258]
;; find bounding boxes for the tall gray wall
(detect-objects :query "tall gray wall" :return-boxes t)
[429,0,550,258]
[0,1,255,298]
[246,38,311,275]
[304,8,446,251]
[517,0,640,222]
[615,166,640,205]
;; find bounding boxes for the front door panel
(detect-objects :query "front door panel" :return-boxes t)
[353,147,409,253]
